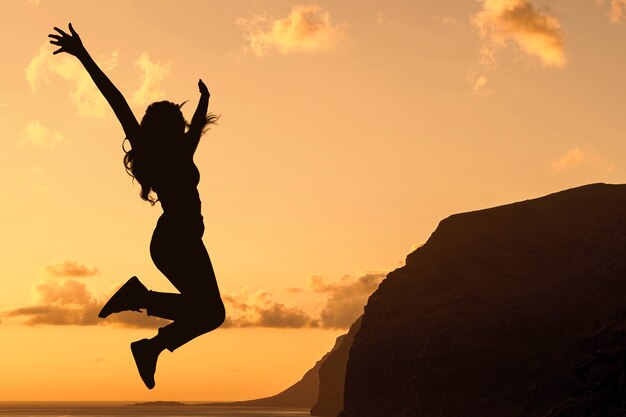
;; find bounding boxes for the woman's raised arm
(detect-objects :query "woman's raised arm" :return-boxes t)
[187,79,211,153]
[49,23,140,141]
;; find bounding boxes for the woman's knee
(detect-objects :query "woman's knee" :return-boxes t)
[194,299,225,333]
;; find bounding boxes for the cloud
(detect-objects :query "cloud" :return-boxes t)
[26,43,119,118]
[44,260,99,278]
[3,305,97,326]
[472,0,566,67]
[4,281,312,329]
[31,166,51,194]
[236,5,346,56]
[223,288,314,328]
[283,286,305,294]
[20,120,65,149]
[3,279,100,326]
[597,0,626,23]
[473,75,488,92]
[1,279,165,329]
[466,71,491,95]
[3,271,386,330]
[36,279,92,305]
[131,53,171,107]
[609,0,626,22]
[309,271,385,329]
[375,11,391,24]
[434,16,462,27]
[551,146,614,174]
[221,271,385,329]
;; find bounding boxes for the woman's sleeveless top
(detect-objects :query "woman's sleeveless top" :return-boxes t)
[151,144,203,232]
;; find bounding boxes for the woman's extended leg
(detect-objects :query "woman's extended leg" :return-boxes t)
[98,277,187,321]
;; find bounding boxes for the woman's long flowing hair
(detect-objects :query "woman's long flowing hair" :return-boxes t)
[123,101,218,205]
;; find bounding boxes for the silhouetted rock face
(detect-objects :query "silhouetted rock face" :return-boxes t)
[339,184,626,417]
[544,321,626,417]
[210,358,322,408]
[201,323,352,409]
[311,317,362,416]
[226,356,320,408]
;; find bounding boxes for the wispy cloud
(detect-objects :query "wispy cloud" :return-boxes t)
[30,166,51,194]
[4,282,311,329]
[131,53,171,107]
[20,120,65,149]
[2,278,165,328]
[472,0,566,67]
[609,0,626,22]
[308,272,385,329]
[552,146,614,174]
[222,271,385,329]
[223,288,313,328]
[36,279,92,305]
[44,260,99,278]
[236,5,347,56]
[375,11,391,25]
[3,279,100,326]
[3,271,386,330]
[26,43,118,118]
[466,71,491,95]
[596,0,626,23]
[26,44,171,116]
[434,16,462,27]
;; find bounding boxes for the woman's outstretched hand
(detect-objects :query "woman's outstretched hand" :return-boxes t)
[198,79,210,97]
[48,23,85,57]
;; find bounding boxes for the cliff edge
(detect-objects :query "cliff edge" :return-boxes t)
[311,317,362,416]
[339,183,626,417]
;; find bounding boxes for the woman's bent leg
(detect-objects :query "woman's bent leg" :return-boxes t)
[145,291,184,321]
[155,296,225,351]
[150,226,225,351]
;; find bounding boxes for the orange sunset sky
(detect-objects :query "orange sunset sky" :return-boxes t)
[1,0,626,402]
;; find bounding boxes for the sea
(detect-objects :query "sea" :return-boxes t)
[0,403,310,417]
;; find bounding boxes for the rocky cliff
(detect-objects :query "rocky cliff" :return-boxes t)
[339,183,626,417]
[311,317,362,416]
[543,320,626,417]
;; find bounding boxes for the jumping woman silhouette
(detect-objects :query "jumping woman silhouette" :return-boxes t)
[49,23,225,389]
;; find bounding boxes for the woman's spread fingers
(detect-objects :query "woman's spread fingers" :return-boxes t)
[52,48,64,55]
[53,27,68,36]
[49,40,61,46]
[48,34,61,40]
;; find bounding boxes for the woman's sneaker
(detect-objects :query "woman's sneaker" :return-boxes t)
[131,339,159,389]
[98,276,147,318]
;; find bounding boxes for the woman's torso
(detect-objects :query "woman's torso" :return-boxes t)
[152,148,204,236]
